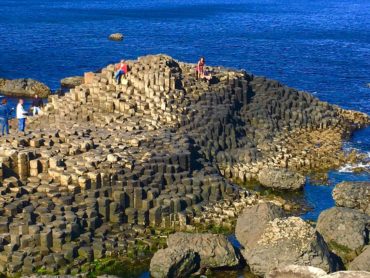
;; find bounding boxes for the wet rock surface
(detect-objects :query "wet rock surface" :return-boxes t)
[333,182,370,215]
[0,77,51,98]
[0,54,368,275]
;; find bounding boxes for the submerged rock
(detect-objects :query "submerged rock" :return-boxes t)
[108,33,124,41]
[166,232,240,269]
[316,207,370,252]
[150,248,199,278]
[0,78,50,98]
[257,167,306,190]
[266,264,327,278]
[332,182,370,215]
[244,217,336,276]
[235,202,286,251]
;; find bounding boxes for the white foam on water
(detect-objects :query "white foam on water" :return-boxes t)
[338,162,370,173]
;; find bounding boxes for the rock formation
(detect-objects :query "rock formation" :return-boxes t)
[0,54,368,275]
[150,248,199,278]
[316,207,370,252]
[332,182,370,215]
[267,264,328,278]
[166,232,240,268]
[235,202,286,250]
[267,265,370,278]
[243,217,336,276]
[60,76,84,89]
[349,246,370,272]
[108,33,123,41]
[257,167,306,190]
[0,78,51,98]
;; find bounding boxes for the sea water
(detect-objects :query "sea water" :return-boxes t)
[0,0,369,244]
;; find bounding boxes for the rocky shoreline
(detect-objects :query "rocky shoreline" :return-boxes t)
[0,54,368,277]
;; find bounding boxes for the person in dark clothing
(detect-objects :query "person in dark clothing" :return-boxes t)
[32,94,44,116]
[0,98,13,135]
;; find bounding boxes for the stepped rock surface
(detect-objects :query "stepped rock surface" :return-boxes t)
[0,54,368,275]
[0,78,51,98]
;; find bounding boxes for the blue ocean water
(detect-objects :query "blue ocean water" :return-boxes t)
[0,0,369,219]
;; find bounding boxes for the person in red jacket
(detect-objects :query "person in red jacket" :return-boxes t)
[114,60,127,84]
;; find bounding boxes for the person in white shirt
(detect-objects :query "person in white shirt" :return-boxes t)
[16,99,27,132]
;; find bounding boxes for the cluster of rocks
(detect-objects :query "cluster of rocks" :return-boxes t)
[0,78,51,98]
[0,54,368,275]
[150,201,370,277]
[317,181,370,270]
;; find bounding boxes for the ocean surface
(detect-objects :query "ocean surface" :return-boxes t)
[0,0,369,221]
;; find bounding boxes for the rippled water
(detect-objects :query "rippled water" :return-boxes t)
[0,0,369,275]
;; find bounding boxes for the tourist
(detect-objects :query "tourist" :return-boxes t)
[0,99,12,136]
[196,57,205,79]
[114,60,127,84]
[16,99,27,132]
[31,94,44,116]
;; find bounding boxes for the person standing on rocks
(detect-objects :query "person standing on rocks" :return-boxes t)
[0,98,13,136]
[31,94,43,116]
[114,60,127,84]
[196,57,205,79]
[16,98,27,132]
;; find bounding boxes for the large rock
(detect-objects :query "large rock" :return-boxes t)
[316,207,370,252]
[267,265,327,278]
[150,248,199,278]
[258,167,306,190]
[167,232,240,269]
[235,202,286,250]
[348,246,370,272]
[60,76,84,89]
[332,182,370,215]
[244,217,336,276]
[0,78,50,98]
[108,33,123,41]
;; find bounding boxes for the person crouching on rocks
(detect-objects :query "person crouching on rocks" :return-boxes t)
[16,99,28,133]
[32,94,43,116]
[0,99,13,136]
[114,60,127,84]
